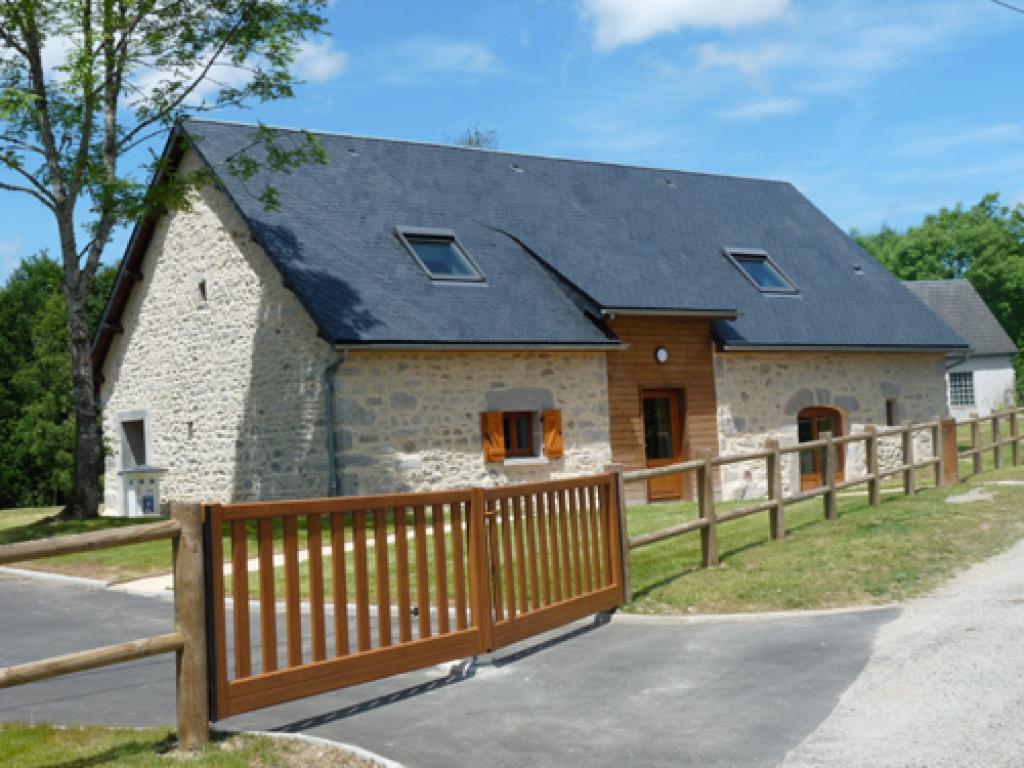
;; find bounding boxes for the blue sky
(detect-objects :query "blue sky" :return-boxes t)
[2,0,1023,281]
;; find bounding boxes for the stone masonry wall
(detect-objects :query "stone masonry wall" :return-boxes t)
[334,350,612,495]
[714,351,948,500]
[100,151,612,512]
[100,150,337,512]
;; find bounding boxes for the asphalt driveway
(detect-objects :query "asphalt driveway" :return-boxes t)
[0,573,894,767]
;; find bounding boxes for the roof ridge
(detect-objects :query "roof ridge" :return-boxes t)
[182,117,793,186]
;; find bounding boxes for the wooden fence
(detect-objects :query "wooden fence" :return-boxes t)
[0,505,208,750]
[618,406,1024,601]
[205,473,624,720]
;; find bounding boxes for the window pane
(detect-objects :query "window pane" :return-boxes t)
[736,256,792,291]
[408,237,478,278]
[949,372,975,407]
[798,417,815,475]
[503,413,532,454]
[643,397,675,460]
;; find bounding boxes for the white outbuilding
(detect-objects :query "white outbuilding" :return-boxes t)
[905,279,1019,419]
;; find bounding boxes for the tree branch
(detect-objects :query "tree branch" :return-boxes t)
[0,179,55,209]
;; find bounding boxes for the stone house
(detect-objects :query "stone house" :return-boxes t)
[904,280,1018,420]
[92,120,966,515]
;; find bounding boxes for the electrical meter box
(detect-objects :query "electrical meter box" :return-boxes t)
[119,466,168,517]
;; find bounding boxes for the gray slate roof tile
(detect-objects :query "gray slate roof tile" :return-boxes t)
[903,280,1017,356]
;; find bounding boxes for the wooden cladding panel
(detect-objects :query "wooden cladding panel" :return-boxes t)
[606,317,720,501]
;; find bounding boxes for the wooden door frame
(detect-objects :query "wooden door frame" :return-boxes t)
[798,406,846,490]
[640,387,688,501]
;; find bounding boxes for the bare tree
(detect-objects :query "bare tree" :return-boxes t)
[454,124,499,149]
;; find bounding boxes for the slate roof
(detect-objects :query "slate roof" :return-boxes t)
[100,119,971,353]
[903,280,1018,356]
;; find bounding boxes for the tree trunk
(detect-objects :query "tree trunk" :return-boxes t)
[62,284,102,520]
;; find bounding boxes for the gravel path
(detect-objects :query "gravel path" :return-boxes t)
[779,537,1024,768]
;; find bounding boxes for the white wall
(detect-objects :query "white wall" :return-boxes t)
[947,355,1017,419]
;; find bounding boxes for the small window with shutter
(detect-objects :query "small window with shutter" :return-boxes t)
[480,409,564,461]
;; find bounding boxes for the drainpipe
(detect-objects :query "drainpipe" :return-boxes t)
[323,349,348,496]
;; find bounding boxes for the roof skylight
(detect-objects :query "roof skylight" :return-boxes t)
[724,249,798,294]
[396,228,485,282]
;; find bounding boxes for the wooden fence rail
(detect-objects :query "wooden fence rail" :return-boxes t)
[621,407,1024,572]
[0,506,208,751]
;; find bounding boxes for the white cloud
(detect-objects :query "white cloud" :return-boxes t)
[896,123,1022,156]
[718,97,803,121]
[694,42,787,80]
[374,38,502,83]
[0,238,21,269]
[579,0,790,51]
[294,39,348,83]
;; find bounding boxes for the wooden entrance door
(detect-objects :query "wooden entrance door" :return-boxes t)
[642,389,685,501]
[798,407,845,490]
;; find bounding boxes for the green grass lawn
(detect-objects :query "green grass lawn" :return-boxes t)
[625,462,1024,614]
[0,508,174,582]
[0,724,373,767]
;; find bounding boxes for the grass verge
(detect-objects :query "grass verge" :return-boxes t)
[0,724,378,767]
[626,463,1024,614]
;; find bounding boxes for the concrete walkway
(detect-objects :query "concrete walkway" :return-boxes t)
[779,537,1024,768]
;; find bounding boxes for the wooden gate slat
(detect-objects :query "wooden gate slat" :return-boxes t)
[599,481,613,586]
[578,485,593,594]
[559,489,573,598]
[330,513,349,657]
[283,516,302,667]
[413,506,431,640]
[536,492,551,606]
[257,518,277,673]
[432,504,449,635]
[375,508,392,648]
[547,490,562,603]
[395,506,412,643]
[500,496,515,620]
[513,494,529,615]
[567,488,582,597]
[587,484,602,587]
[307,514,327,662]
[230,520,251,679]
[489,502,504,623]
[352,510,371,652]
[525,493,540,611]
[450,501,467,630]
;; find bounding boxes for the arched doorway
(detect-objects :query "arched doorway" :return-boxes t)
[798,407,845,490]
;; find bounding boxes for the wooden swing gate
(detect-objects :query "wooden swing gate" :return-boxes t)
[204,473,625,720]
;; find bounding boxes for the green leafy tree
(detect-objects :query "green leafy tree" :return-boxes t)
[1,0,330,517]
[854,193,1024,401]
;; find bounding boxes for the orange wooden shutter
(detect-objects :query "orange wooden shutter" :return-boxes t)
[543,409,564,458]
[481,411,506,462]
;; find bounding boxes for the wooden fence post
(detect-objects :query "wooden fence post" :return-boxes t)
[992,410,1003,469]
[970,413,982,476]
[697,452,718,567]
[170,503,209,751]
[469,487,493,653]
[605,464,632,603]
[766,438,784,540]
[901,420,915,496]
[1012,408,1021,467]
[822,432,838,520]
[865,425,881,506]
[941,417,960,485]
[931,421,943,488]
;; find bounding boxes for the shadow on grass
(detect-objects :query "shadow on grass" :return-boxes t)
[37,734,176,768]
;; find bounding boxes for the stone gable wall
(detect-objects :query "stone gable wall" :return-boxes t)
[99,150,337,512]
[714,351,948,500]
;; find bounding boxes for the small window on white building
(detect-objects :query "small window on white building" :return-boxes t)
[949,371,976,407]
